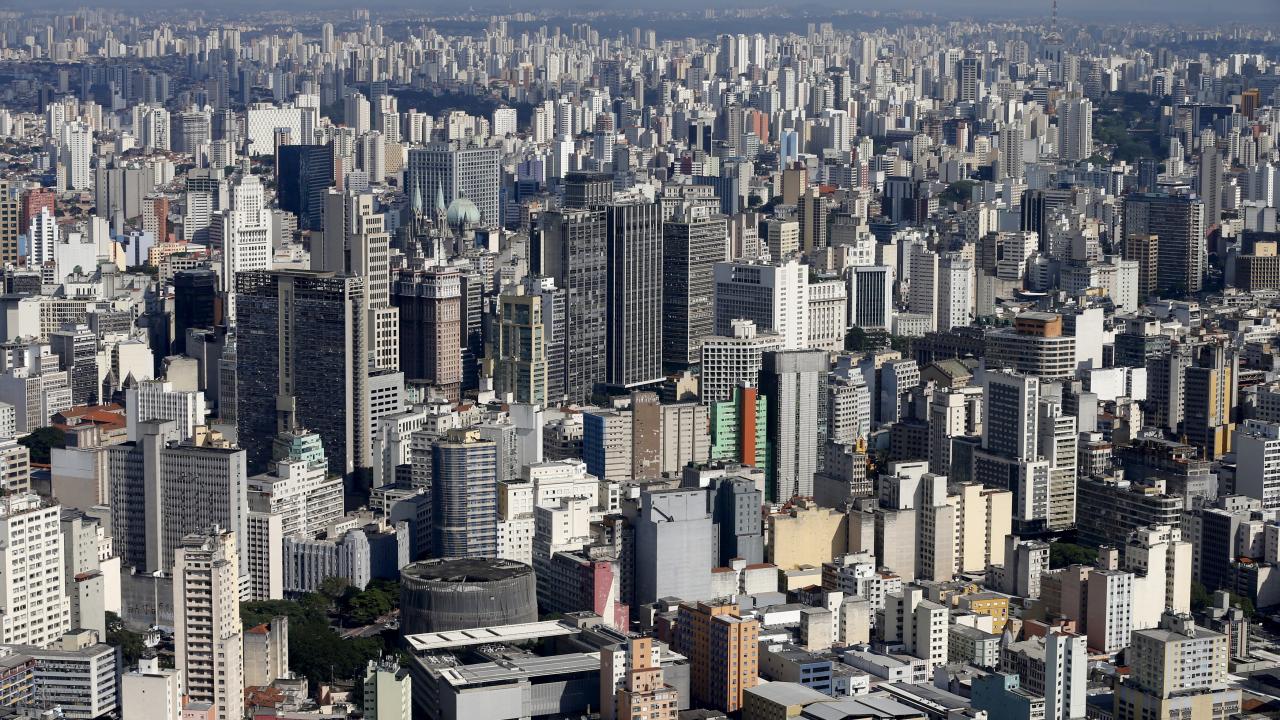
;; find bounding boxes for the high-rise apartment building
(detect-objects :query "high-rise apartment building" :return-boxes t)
[0,494,71,648]
[1235,419,1280,508]
[1125,194,1205,296]
[674,601,760,713]
[1059,97,1093,162]
[494,277,565,406]
[172,529,244,720]
[431,429,497,558]
[1114,614,1238,720]
[601,636,679,720]
[1183,343,1237,461]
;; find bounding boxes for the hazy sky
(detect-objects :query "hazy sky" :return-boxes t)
[6,0,1278,24]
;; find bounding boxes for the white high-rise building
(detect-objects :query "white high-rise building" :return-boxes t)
[938,255,974,331]
[220,174,272,324]
[982,368,1040,460]
[126,380,207,442]
[713,259,809,350]
[1060,97,1093,163]
[699,319,783,406]
[1235,419,1280,509]
[1044,632,1088,720]
[1087,568,1134,655]
[60,122,93,191]
[27,206,59,267]
[0,493,71,648]
[173,529,244,720]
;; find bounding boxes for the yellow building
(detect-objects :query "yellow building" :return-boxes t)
[768,500,848,570]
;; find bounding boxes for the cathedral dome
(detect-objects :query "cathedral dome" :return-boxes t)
[445,194,480,229]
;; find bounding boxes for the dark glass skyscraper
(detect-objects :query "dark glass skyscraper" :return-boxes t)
[235,270,368,484]
[277,143,334,231]
[173,269,219,355]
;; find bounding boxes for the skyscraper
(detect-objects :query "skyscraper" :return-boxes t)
[173,529,244,720]
[431,429,498,558]
[1125,194,1205,295]
[405,142,501,226]
[317,190,398,372]
[537,206,608,403]
[0,493,70,647]
[108,420,247,575]
[761,349,828,502]
[392,267,462,401]
[1183,343,1237,461]
[663,203,727,370]
[606,199,664,390]
[277,143,335,231]
[236,270,369,480]
[1059,97,1093,163]
[495,276,565,406]
[1199,144,1223,230]
[173,269,220,355]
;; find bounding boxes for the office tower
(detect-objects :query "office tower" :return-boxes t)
[562,171,613,209]
[634,488,713,605]
[236,270,369,479]
[761,350,828,503]
[317,190,397,371]
[674,601,760,713]
[1122,234,1159,301]
[495,276,565,406]
[713,259,809,350]
[173,269,219,355]
[1183,343,1237,461]
[606,200,664,390]
[363,658,412,720]
[847,265,894,330]
[0,494,71,647]
[277,143,335,231]
[406,142,501,225]
[798,187,828,252]
[982,370,1037,458]
[907,244,938,330]
[1199,145,1223,230]
[220,175,272,322]
[700,320,783,406]
[392,268,462,401]
[537,206,607,403]
[1125,194,1205,295]
[1235,420,1280,508]
[431,429,497,558]
[1059,97,1093,162]
[109,421,247,575]
[49,323,97,406]
[173,529,244,720]
[1114,615,1238,720]
[957,57,980,103]
[0,180,21,266]
[601,637,679,720]
[663,203,726,370]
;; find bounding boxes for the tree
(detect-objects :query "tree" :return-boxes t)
[1049,542,1098,569]
[105,612,146,667]
[18,426,66,464]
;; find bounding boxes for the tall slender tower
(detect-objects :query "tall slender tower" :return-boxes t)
[173,529,244,720]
